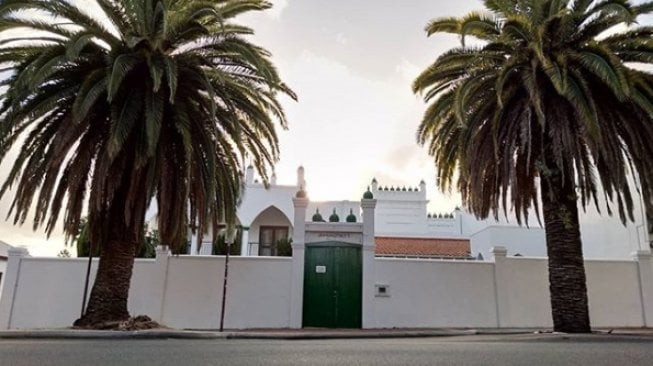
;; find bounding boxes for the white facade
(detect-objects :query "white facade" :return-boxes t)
[370,180,429,237]
[188,166,298,256]
[470,226,548,258]
[464,202,648,259]
[182,166,649,260]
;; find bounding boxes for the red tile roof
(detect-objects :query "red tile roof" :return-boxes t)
[375,236,471,258]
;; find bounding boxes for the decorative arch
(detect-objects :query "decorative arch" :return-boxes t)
[250,205,293,227]
[249,205,294,256]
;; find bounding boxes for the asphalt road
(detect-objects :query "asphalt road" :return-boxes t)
[1,335,652,366]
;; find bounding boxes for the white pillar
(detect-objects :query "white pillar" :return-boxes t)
[240,226,250,256]
[189,234,197,255]
[491,246,508,328]
[632,250,653,326]
[0,247,29,329]
[361,197,377,328]
[454,207,463,236]
[289,193,308,328]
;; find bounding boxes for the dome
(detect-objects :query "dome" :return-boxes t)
[362,186,374,199]
[312,208,324,222]
[329,209,340,222]
[346,209,357,223]
[295,188,307,198]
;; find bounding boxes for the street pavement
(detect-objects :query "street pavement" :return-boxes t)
[1,334,653,366]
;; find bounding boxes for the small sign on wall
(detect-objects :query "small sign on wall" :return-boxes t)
[315,265,327,273]
[375,284,390,297]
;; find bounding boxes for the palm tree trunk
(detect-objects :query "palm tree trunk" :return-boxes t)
[74,235,137,327]
[73,168,147,328]
[540,163,591,333]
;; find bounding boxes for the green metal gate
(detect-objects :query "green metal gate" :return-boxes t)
[302,242,362,328]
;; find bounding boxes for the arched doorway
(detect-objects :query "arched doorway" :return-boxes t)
[249,206,293,256]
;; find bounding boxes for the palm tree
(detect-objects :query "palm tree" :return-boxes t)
[414,0,653,333]
[0,0,294,327]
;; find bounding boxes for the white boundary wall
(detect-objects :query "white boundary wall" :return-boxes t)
[1,246,653,329]
[366,249,653,328]
[0,247,292,330]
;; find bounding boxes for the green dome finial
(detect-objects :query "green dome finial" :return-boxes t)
[329,208,340,222]
[363,186,374,199]
[312,208,324,222]
[346,209,357,223]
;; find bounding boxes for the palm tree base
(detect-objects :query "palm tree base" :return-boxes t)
[73,315,129,329]
[73,234,138,328]
[73,315,161,330]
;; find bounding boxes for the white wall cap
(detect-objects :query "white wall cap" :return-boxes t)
[7,247,29,257]
[631,250,652,260]
[490,246,508,256]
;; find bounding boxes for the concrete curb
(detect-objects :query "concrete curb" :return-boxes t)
[0,330,229,340]
[0,328,538,340]
[223,330,478,340]
[1,328,652,341]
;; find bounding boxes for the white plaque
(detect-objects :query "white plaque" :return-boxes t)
[315,265,326,273]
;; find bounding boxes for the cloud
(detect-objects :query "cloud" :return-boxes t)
[395,58,421,83]
[335,32,348,45]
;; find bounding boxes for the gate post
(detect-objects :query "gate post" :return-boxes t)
[632,250,653,327]
[0,247,29,329]
[361,192,377,328]
[290,190,309,328]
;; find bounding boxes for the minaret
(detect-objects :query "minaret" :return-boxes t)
[297,165,306,189]
[245,165,254,184]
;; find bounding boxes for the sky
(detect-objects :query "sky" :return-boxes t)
[235,1,483,200]
[0,0,649,256]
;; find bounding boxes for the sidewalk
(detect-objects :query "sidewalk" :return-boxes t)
[1,327,652,340]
